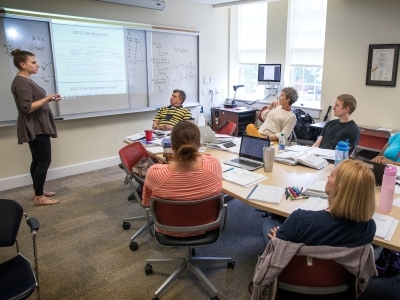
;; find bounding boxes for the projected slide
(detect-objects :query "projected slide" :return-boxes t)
[52,23,127,98]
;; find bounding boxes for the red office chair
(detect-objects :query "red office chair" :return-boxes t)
[144,194,235,300]
[119,142,160,251]
[258,106,269,122]
[216,120,237,136]
[278,256,355,300]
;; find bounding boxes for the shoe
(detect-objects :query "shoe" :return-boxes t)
[33,191,56,199]
[375,248,392,275]
[118,163,124,170]
[34,196,59,206]
[389,251,400,274]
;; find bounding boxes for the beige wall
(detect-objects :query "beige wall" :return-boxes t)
[322,0,400,128]
[0,0,229,187]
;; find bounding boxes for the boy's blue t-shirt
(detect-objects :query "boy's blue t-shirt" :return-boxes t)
[384,132,400,162]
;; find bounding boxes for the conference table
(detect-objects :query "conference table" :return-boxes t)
[124,138,400,252]
[209,147,400,252]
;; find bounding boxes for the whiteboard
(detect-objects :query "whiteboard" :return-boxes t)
[0,17,56,122]
[0,11,199,123]
[125,28,148,109]
[147,31,199,107]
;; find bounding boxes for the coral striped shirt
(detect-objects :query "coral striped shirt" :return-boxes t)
[142,154,222,237]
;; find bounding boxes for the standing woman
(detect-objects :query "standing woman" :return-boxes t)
[11,49,61,205]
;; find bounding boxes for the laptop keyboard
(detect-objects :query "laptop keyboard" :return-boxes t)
[231,158,263,168]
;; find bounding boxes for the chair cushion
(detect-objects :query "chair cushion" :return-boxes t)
[155,227,221,247]
[0,254,36,300]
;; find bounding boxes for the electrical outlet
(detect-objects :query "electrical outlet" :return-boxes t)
[209,90,213,95]
[201,88,206,95]
[215,88,219,94]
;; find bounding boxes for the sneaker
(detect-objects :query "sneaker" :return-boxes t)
[389,251,400,274]
[375,248,392,275]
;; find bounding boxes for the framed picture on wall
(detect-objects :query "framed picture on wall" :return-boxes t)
[366,44,400,87]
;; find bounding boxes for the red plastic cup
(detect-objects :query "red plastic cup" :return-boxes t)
[144,129,153,141]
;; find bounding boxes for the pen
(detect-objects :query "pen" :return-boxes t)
[247,184,258,199]
[223,167,235,173]
[284,188,289,200]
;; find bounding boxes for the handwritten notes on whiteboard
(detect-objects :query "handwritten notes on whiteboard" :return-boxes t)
[148,31,198,107]
[0,17,56,121]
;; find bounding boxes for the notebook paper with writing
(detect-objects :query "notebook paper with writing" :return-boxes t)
[275,151,329,170]
[222,168,266,187]
[373,213,399,241]
[246,185,285,203]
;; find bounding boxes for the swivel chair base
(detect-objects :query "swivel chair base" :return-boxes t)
[145,246,234,299]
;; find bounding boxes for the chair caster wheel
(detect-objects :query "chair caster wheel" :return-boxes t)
[192,248,196,256]
[145,264,153,275]
[211,296,220,300]
[152,298,159,300]
[227,260,235,269]
[129,241,138,251]
[122,222,131,230]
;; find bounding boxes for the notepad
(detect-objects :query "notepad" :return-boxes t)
[125,133,145,141]
[246,185,285,203]
[222,168,266,187]
[373,213,399,241]
[275,151,329,170]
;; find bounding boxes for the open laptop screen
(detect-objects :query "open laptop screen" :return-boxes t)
[240,135,270,161]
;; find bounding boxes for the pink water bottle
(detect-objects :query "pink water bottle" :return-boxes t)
[378,166,397,212]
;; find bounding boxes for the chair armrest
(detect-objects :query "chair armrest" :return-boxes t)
[221,204,228,233]
[24,214,40,232]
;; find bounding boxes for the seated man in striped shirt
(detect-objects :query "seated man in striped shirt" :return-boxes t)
[152,89,192,130]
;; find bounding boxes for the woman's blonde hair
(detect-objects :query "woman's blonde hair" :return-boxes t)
[170,121,200,162]
[329,159,375,222]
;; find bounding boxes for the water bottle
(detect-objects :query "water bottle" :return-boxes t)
[197,106,205,126]
[334,141,349,167]
[378,166,397,212]
[278,133,285,154]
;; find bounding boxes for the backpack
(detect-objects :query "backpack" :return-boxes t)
[292,109,319,140]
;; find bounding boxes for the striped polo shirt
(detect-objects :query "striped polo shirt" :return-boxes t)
[142,154,222,237]
[153,105,192,126]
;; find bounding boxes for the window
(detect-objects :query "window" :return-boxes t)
[287,0,327,106]
[237,3,267,100]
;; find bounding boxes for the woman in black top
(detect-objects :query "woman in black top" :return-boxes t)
[11,49,61,205]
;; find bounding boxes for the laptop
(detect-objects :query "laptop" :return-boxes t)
[358,158,387,186]
[199,126,233,144]
[223,135,270,171]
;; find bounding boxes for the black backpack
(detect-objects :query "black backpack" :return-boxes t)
[292,109,319,140]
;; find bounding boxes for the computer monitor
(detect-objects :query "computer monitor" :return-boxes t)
[258,64,281,85]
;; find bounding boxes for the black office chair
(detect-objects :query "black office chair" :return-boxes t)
[0,199,40,300]
[144,194,235,300]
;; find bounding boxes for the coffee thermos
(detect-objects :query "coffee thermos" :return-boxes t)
[263,146,275,173]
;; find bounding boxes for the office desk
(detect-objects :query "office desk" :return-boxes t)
[206,148,400,252]
[211,107,257,137]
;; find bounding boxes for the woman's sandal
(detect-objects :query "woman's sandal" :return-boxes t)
[33,191,56,200]
[34,196,59,206]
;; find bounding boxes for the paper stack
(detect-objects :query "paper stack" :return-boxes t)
[302,181,328,198]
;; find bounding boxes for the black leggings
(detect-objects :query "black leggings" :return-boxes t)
[28,135,52,196]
